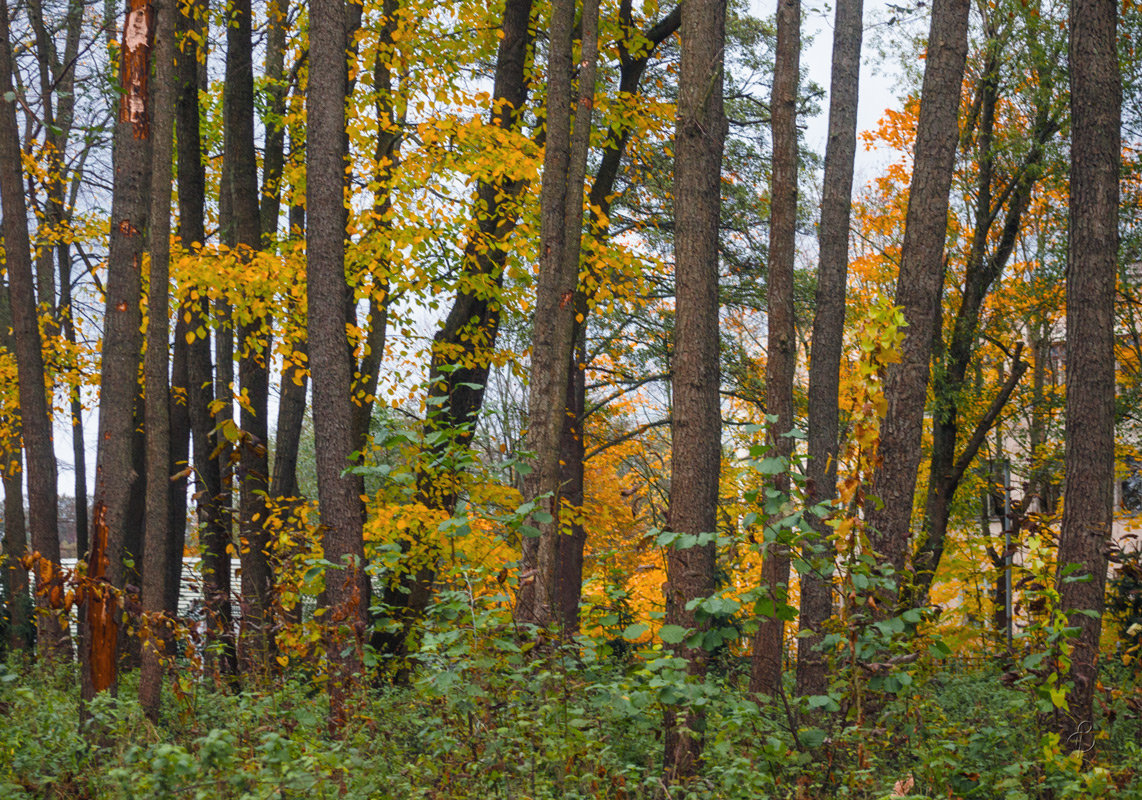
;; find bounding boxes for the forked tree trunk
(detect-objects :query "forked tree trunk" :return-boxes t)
[516,0,600,629]
[83,0,154,703]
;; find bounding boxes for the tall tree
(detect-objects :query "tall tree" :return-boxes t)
[177,0,234,675]
[515,0,600,629]
[796,0,863,698]
[749,0,800,697]
[0,286,29,654]
[906,19,1062,610]
[0,0,67,661]
[140,0,176,720]
[865,0,970,602]
[309,0,369,701]
[1053,0,1119,753]
[83,0,153,702]
[225,0,274,670]
[376,0,534,666]
[550,3,682,634]
[663,0,726,782]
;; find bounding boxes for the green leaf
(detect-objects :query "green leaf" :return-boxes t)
[658,624,688,644]
[622,623,649,641]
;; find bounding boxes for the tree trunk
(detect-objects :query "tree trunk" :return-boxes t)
[376,0,534,667]
[351,0,401,450]
[176,0,233,677]
[864,0,969,604]
[796,0,862,699]
[309,0,369,709]
[907,28,1059,610]
[1053,0,1119,753]
[546,3,682,634]
[224,0,274,672]
[0,288,30,654]
[663,0,725,782]
[516,0,600,629]
[749,0,799,698]
[0,0,68,662]
[83,0,154,702]
[140,0,176,719]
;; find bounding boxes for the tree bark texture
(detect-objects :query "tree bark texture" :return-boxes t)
[225,0,274,671]
[797,0,862,699]
[308,0,369,698]
[750,0,799,698]
[0,288,30,653]
[864,0,969,603]
[516,0,600,629]
[83,0,153,702]
[0,0,68,661]
[663,0,725,782]
[140,0,176,719]
[1053,0,1119,753]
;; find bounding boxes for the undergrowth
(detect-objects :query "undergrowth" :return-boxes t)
[1,644,1140,800]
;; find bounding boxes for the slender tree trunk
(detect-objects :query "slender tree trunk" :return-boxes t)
[907,32,1058,610]
[0,0,68,662]
[140,0,176,719]
[376,0,534,667]
[864,0,969,604]
[516,0,600,629]
[663,0,725,782]
[546,3,682,634]
[1053,0,1119,753]
[259,0,289,246]
[796,0,862,698]
[750,0,799,698]
[224,0,274,671]
[309,0,368,708]
[176,0,233,677]
[83,0,154,702]
[0,289,30,654]
[351,0,401,450]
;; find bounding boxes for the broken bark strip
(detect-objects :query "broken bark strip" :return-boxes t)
[84,503,120,697]
[120,1,154,138]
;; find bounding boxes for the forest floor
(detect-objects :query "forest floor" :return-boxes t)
[1,640,1140,800]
